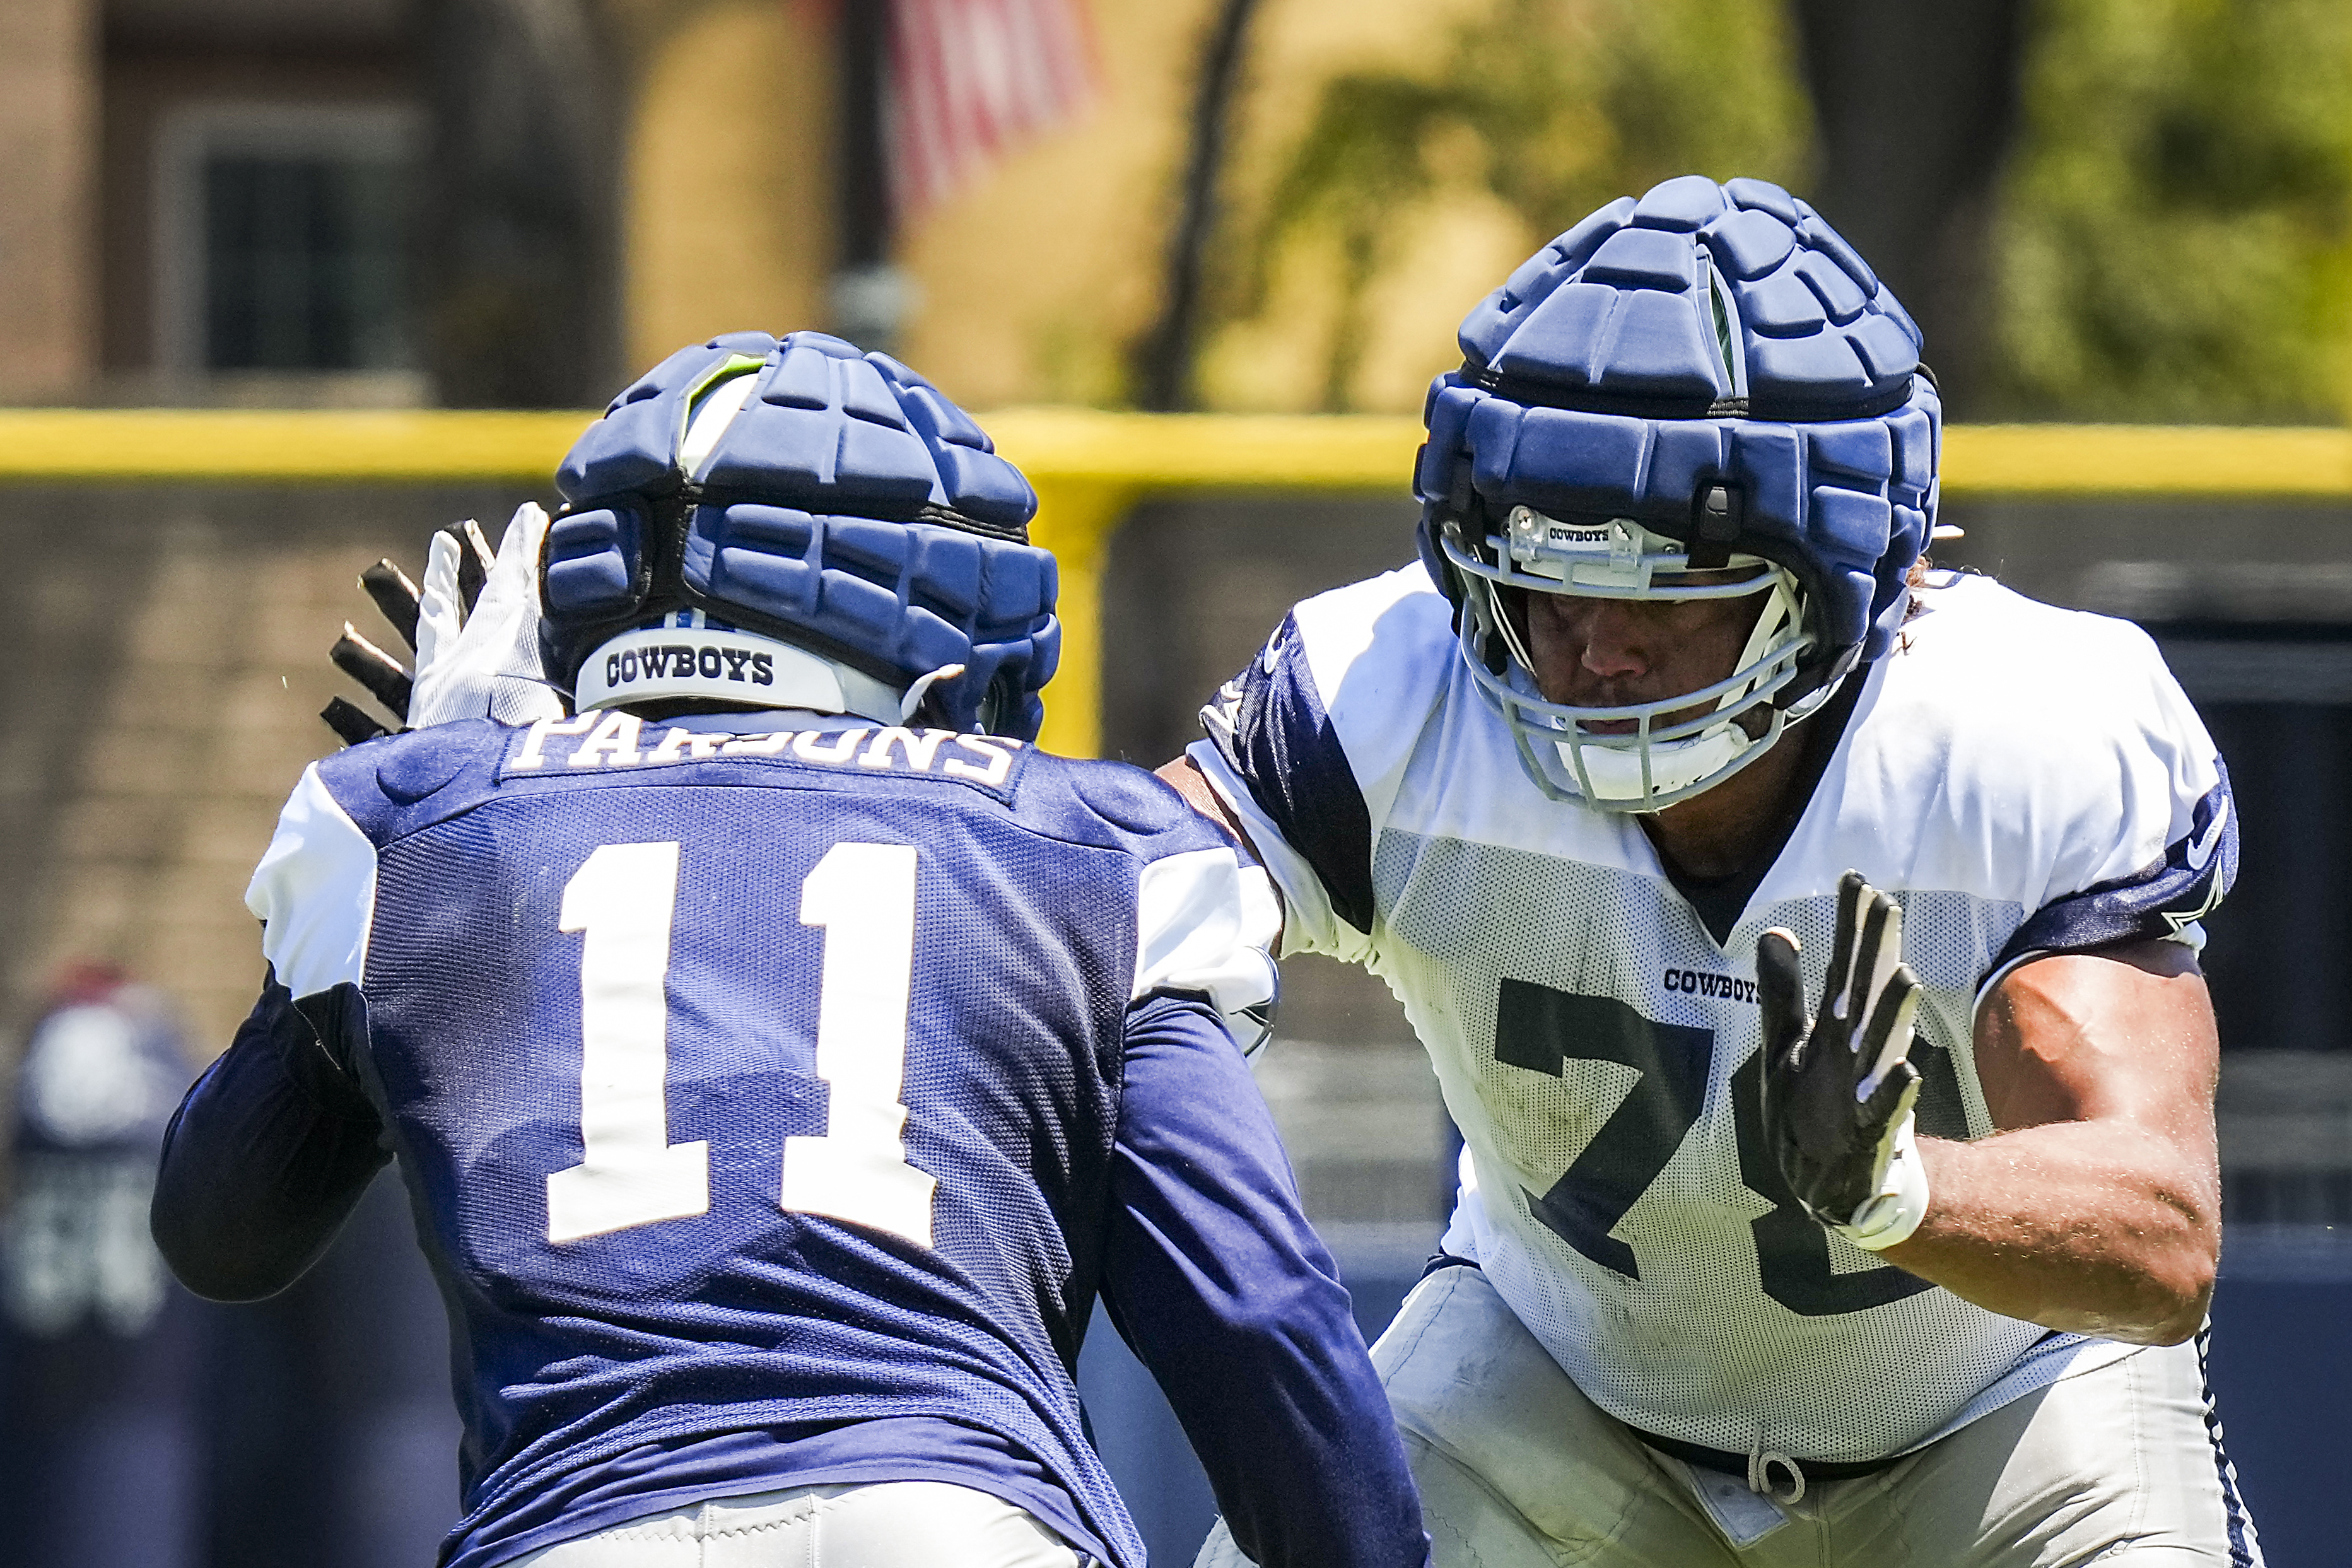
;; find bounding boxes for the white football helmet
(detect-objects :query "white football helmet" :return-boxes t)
[1443,505,1834,811]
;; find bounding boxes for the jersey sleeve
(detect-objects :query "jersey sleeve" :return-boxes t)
[1985,620,2237,985]
[1132,844,1281,1052]
[151,970,387,1301]
[152,763,392,1301]
[1187,565,1453,961]
[245,761,381,1003]
[1102,993,1427,1568]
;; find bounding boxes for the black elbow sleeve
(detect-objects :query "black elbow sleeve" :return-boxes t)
[151,978,389,1301]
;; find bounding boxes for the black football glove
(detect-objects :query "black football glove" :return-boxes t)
[320,520,498,745]
[1756,871,1925,1235]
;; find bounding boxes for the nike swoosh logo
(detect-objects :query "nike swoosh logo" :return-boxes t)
[2185,796,2230,870]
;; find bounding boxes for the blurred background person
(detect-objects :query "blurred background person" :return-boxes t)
[0,961,202,1568]
[0,965,459,1568]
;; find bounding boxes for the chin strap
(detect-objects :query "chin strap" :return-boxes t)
[898,663,966,724]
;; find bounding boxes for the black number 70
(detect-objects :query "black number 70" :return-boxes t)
[1495,978,1953,1318]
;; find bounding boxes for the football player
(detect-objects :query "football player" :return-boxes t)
[151,333,1429,1568]
[1163,178,2262,1565]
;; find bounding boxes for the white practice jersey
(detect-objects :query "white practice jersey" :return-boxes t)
[1189,565,2236,1465]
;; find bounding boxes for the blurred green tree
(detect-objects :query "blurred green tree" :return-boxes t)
[1991,0,2352,421]
[1236,0,2352,421]
[1246,0,1811,411]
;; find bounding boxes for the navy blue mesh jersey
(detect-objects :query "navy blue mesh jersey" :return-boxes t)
[155,711,1425,1568]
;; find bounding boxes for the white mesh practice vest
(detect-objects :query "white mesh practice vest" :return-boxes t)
[1194,566,2230,1461]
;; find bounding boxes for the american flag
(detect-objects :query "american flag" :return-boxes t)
[889,0,1099,218]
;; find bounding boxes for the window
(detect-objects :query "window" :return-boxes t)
[155,103,419,376]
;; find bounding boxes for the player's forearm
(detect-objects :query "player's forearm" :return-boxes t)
[151,978,388,1301]
[1893,943,2225,1343]
[1878,1125,2218,1344]
[1107,995,1427,1568]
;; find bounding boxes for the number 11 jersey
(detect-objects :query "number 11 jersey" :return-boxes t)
[161,711,1420,1568]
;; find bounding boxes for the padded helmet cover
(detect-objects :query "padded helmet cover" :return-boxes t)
[544,330,1058,739]
[1415,175,1941,708]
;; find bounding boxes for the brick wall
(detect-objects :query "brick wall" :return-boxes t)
[0,0,95,397]
[0,484,534,1074]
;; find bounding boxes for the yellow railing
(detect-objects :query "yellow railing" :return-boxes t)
[1,409,2344,756]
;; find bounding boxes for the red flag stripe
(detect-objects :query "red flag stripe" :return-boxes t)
[888,0,1096,219]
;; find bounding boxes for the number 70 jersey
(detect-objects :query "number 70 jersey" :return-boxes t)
[243,712,1280,1564]
[1193,565,2235,1466]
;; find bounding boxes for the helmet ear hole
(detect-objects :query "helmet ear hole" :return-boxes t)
[975,668,1022,734]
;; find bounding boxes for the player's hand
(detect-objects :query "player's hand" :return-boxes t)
[410,501,565,728]
[322,520,489,742]
[1755,871,1929,1249]
[321,504,566,744]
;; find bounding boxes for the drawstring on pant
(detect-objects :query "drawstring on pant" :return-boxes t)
[1747,1444,1805,1506]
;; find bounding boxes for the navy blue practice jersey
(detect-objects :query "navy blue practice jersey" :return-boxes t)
[155,711,1425,1568]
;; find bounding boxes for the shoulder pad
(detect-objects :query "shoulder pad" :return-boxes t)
[314,719,512,842]
[1018,754,1238,859]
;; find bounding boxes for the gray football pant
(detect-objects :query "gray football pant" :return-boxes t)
[1197,1264,2262,1567]
[513,1480,1085,1568]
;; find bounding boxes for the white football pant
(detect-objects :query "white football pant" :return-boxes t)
[1197,1265,2262,1567]
[515,1480,1087,1568]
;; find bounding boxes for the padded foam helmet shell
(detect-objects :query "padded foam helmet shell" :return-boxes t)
[542,330,1056,739]
[1419,175,1940,708]
[1454,174,1921,417]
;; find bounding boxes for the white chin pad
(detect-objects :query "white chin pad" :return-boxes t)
[1552,723,1754,804]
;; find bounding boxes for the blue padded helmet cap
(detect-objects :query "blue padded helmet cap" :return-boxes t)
[557,334,780,504]
[556,330,1039,530]
[1629,174,1725,231]
[1417,176,1940,719]
[1456,175,1920,421]
[543,331,1056,739]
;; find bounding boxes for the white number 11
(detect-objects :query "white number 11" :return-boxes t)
[544,840,936,1248]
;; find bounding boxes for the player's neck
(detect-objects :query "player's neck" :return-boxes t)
[1637,728,1813,882]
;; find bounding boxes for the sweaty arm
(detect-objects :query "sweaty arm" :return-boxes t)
[1103,992,1426,1568]
[151,973,389,1301]
[1879,940,2220,1345]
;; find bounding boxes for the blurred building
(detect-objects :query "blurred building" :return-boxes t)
[4,0,419,405]
[0,0,1501,411]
